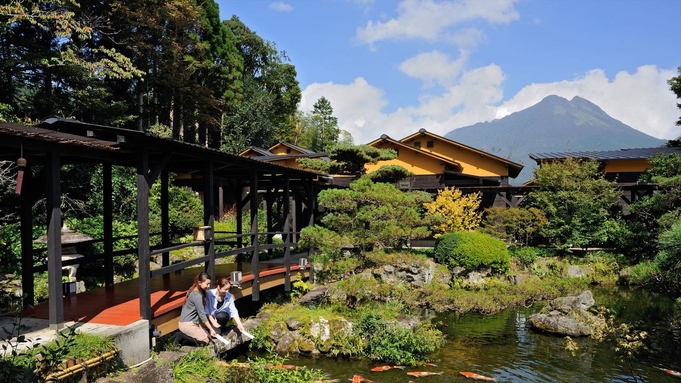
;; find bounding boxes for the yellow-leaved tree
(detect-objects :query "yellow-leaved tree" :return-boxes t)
[424,187,482,237]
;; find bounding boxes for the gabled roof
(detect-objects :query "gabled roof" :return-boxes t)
[367,134,463,172]
[253,153,330,162]
[239,146,274,156]
[400,128,523,177]
[270,142,317,155]
[529,147,681,163]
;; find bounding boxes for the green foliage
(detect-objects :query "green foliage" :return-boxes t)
[356,313,445,365]
[0,316,114,383]
[312,178,432,251]
[434,231,510,273]
[147,123,172,139]
[656,218,681,284]
[221,356,327,383]
[307,252,362,283]
[526,158,622,250]
[366,165,413,184]
[510,246,540,268]
[173,347,228,383]
[668,66,681,127]
[297,144,396,176]
[0,104,19,123]
[150,183,203,233]
[481,206,548,246]
[626,153,681,262]
[297,97,341,153]
[627,261,662,285]
[299,225,345,256]
[424,187,482,237]
[290,272,311,299]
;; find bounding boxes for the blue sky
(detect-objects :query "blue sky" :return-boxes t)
[217,0,681,145]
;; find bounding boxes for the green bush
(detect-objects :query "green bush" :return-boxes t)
[510,246,540,267]
[434,231,510,274]
[356,313,445,365]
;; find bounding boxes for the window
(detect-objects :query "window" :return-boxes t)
[414,141,421,148]
[286,148,291,153]
[427,140,434,148]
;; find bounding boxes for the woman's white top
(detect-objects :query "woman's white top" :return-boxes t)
[205,288,239,318]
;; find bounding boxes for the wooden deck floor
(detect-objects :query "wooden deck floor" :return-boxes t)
[22,262,296,327]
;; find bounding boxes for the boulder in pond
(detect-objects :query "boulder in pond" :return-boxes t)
[527,290,604,337]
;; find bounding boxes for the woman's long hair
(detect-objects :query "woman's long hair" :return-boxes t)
[186,272,211,306]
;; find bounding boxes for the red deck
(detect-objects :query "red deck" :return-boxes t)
[23,262,292,326]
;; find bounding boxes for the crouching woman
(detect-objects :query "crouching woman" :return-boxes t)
[205,276,245,335]
[178,272,217,345]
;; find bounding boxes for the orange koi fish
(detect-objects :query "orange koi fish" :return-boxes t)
[423,362,438,367]
[406,371,444,378]
[264,364,297,370]
[370,365,406,371]
[460,371,495,381]
[657,367,681,377]
[349,376,374,383]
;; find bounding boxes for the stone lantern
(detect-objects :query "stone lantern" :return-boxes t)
[34,223,93,283]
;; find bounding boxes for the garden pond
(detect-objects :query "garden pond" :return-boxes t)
[236,286,680,382]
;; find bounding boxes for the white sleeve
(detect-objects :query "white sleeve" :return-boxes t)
[226,293,239,318]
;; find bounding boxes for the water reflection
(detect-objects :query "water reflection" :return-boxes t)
[238,286,679,382]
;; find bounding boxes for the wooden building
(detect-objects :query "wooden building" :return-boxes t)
[529,147,681,205]
[239,142,330,170]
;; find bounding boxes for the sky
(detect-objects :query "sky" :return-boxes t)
[217,0,681,146]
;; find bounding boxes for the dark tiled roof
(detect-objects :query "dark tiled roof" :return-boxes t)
[246,147,275,156]
[529,147,681,163]
[277,142,317,155]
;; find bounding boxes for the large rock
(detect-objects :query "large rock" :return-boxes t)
[373,259,438,287]
[528,290,603,337]
[298,287,328,307]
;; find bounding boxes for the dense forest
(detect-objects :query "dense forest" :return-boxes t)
[0,0,343,153]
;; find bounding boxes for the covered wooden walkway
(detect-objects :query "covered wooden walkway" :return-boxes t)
[23,260,310,336]
[0,119,326,334]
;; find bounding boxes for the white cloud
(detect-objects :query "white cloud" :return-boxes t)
[398,50,470,88]
[269,2,293,12]
[302,65,679,146]
[355,0,519,45]
[494,65,678,139]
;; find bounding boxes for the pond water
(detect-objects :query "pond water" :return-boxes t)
[235,286,680,382]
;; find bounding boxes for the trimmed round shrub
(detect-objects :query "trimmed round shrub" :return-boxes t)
[434,231,510,274]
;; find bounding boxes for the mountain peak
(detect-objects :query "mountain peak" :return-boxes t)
[445,96,665,184]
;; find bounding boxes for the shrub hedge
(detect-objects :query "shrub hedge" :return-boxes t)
[434,231,510,274]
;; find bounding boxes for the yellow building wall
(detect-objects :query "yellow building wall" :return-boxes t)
[365,141,446,175]
[269,143,304,155]
[266,158,303,169]
[604,160,651,173]
[400,137,510,177]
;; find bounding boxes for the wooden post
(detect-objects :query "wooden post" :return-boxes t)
[161,170,170,268]
[250,169,259,301]
[204,161,215,279]
[103,163,114,287]
[137,149,151,321]
[20,164,33,308]
[46,151,63,331]
[283,175,291,291]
